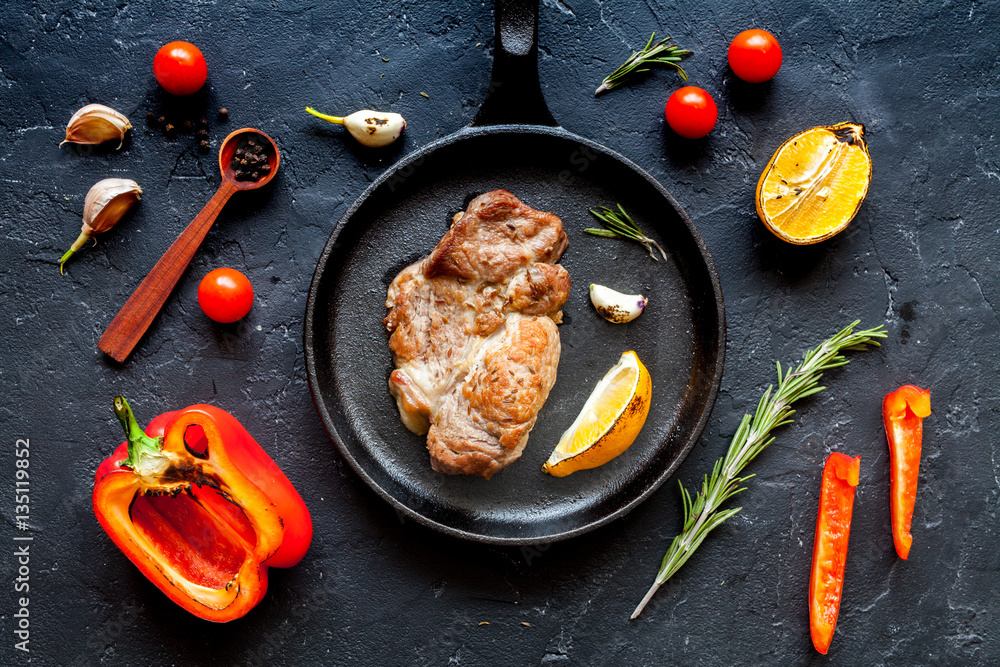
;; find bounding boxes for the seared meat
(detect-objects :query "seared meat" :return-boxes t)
[384,190,570,478]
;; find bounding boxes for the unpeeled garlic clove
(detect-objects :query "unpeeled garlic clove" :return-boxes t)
[589,284,648,323]
[305,106,406,148]
[61,104,133,149]
[59,178,142,274]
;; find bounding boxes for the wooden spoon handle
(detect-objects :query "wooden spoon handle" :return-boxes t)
[99,181,238,362]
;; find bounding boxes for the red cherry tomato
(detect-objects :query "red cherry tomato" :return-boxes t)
[664,86,718,139]
[728,29,782,83]
[154,41,208,96]
[198,268,253,323]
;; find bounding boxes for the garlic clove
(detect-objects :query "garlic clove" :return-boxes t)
[61,103,133,149]
[342,110,406,148]
[308,106,406,148]
[83,178,142,234]
[589,284,648,323]
[60,178,141,273]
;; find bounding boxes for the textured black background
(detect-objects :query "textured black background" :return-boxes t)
[1,1,998,665]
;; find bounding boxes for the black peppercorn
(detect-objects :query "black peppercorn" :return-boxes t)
[218,108,228,120]
[164,123,176,136]
[198,140,210,153]
[198,118,209,129]
[229,133,272,182]
[182,120,193,131]
[157,115,167,126]
[146,111,156,124]
[196,129,209,139]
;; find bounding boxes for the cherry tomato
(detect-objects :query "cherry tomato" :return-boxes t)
[153,41,208,96]
[728,29,782,83]
[198,268,253,323]
[664,86,718,139]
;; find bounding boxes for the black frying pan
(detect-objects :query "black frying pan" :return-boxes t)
[304,0,725,544]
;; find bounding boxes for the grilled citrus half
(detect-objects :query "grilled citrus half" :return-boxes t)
[756,122,871,244]
[542,351,651,477]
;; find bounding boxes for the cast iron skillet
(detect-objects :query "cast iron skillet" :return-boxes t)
[304,0,725,545]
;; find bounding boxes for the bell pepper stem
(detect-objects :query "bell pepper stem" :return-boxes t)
[305,106,345,124]
[58,231,91,274]
[114,396,165,472]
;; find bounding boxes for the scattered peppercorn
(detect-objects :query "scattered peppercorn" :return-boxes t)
[148,105,217,146]
[218,108,229,120]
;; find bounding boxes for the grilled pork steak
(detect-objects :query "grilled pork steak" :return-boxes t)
[384,190,570,478]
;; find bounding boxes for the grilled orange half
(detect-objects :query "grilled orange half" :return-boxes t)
[756,122,872,244]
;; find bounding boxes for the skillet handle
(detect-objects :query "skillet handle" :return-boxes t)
[472,0,556,127]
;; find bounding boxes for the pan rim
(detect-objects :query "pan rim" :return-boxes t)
[303,123,726,545]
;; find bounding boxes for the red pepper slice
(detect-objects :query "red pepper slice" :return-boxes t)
[93,397,313,622]
[809,452,860,655]
[882,384,931,560]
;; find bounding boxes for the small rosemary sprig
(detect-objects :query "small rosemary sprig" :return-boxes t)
[596,32,692,96]
[586,204,667,261]
[630,320,887,619]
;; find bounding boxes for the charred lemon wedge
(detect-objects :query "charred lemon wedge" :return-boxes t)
[756,122,871,244]
[542,351,651,477]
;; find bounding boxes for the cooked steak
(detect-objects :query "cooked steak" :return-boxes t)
[384,190,570,478]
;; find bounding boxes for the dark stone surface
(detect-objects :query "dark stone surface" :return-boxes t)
[1,1,997,664]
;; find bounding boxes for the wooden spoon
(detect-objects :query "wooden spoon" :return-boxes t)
[98,128,280,362]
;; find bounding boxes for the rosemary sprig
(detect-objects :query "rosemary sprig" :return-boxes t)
[596,32,692,96]
[586,204,667,261]
[630,320,887,619]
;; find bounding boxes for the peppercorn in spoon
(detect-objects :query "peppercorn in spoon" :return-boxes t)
[99,128,279,362]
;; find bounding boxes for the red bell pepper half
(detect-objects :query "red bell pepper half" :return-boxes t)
[809,452,860,655]
[93,397,313,622]
[883,384,931,560]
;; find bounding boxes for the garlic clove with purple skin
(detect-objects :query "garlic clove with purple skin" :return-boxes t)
[589,284,648,323]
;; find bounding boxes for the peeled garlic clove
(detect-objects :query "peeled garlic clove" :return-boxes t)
[59,178,141,274]
[61,104,132,149]
[306,106,406,148]
[342,110,406,147]
[589,284,648,323]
